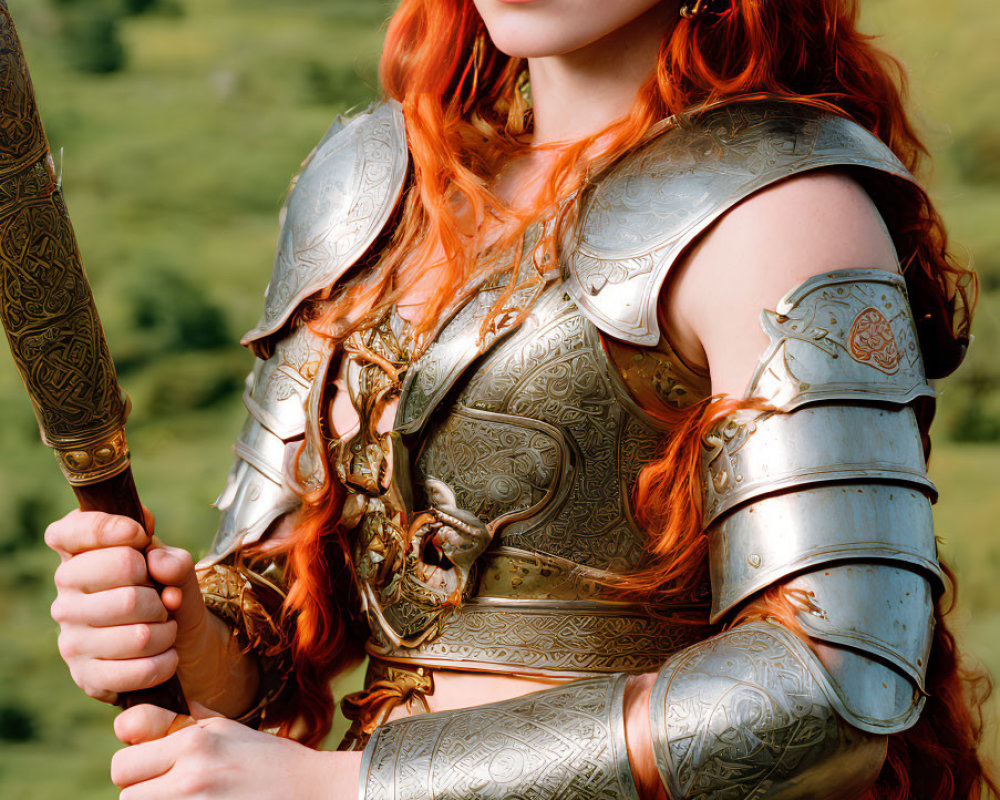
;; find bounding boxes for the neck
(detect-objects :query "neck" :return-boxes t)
[526,5,674,145]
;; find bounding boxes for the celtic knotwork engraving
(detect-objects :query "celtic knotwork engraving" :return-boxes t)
[0,7,128,483]
[650,623,856,800]
[373,602,709,674]
[849,306,901,373]
[363,675,640,800]
[0,4,48,176]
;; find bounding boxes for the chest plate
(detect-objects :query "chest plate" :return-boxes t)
[357,269,712,675]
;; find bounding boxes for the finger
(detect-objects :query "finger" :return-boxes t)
[45,511,150,559]
[54,546,150,595]
[58,620,177,661]
[146,544,196,593]
[111,738,178,789]
[142,506,156,537]
[51,585,167,627]
[68,647,179,701]
[115,704,194,746]
[146,545,205,634]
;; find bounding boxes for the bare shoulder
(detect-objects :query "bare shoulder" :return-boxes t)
[662,170,899,397]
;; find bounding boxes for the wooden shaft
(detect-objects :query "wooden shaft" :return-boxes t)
[73,468,190,716]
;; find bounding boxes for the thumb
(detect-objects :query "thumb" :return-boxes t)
[145,540,204,635]
[115,704,195,745]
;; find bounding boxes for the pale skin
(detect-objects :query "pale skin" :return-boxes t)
[44,1,896,797]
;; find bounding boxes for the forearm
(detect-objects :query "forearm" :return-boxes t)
[180,610,262,720]
[357,621,885,800]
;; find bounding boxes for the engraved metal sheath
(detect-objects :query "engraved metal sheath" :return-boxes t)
[0,2,130,485]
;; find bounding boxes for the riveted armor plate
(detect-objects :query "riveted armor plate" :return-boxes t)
[206,318,334,563]
[708,483,941,620]
[702,404,935,525]
[786,563,935,690]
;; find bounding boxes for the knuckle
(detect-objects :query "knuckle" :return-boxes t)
[50,596,68,623]
[135,658,161,689]
[53,562,74,591]
[43,521,60,551]
[97,514,139,546]
[114,548,147,583]
[57,630,79,660]
[182,724,211,753]
[78,674,110,703]
[177,770,210,797]
[118,586,143,617]
[132,623,153,652]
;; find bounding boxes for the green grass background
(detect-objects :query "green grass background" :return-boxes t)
[0,0,996,796]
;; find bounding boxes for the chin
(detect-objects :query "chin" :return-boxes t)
[472,0,667,59]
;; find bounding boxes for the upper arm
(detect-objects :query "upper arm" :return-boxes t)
[662,170,899,397]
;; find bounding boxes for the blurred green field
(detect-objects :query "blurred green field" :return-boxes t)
[0,0,996,796]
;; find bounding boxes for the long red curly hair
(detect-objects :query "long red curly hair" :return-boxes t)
[258,1,994,796]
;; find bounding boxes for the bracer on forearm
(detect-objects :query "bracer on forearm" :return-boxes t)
[360,674,640,800]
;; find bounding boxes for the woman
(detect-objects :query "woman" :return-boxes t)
[44,0,994,798]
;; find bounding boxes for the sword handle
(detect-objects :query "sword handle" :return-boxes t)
[73,468,191,717]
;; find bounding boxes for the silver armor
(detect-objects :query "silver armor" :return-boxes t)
[204,101,408,562]
[643,268,940,800]
[361,673,639,800]
[210,96,945,796]
[649,622,887,800]
[564,102,913,345]
[702,269,940,733]
[205,318,333,562]
[243,101,408,349]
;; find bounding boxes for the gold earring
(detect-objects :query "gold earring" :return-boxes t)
[680,0,730,19]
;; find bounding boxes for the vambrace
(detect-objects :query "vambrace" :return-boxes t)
[359,674,640,800]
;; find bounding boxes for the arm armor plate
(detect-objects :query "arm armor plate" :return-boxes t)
[360,674,640,800]
[649,622,887,800]
[701,269,940,739]
[204,321,334,563]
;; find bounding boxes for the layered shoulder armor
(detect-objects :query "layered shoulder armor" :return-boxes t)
[242,100,409,352]
[563,99,916,346]
[205,104,407,561]
[205,320,335,563]
[702,269,941,736]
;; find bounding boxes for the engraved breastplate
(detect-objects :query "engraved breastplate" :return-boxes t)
[352,258,713,676]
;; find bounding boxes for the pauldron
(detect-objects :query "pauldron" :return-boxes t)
[564,100,915,345]
[243,100,408,354]
[205,101,409,561]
